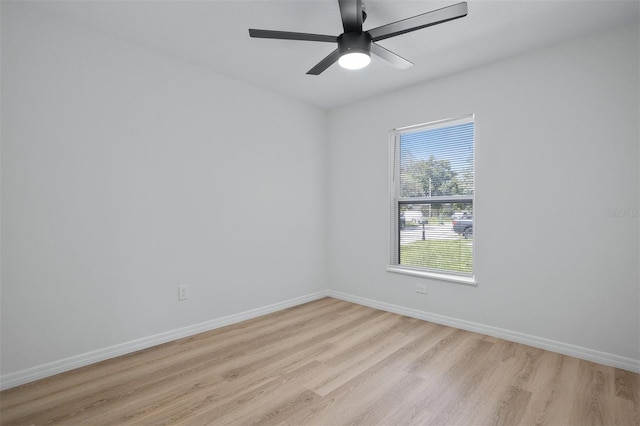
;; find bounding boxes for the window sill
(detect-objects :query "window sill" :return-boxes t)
[386,266,477,286]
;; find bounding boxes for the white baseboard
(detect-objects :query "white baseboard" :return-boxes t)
[0,291,329,390]
[327,290,640,373]
[3,288,637,390]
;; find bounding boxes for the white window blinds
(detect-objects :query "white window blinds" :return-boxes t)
[390,115,475,279]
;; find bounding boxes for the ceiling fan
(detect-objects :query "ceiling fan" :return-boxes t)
[249,0,468,75]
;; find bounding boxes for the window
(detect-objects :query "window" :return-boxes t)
[388,115,475,284]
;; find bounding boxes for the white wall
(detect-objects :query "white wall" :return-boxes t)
[327,24,639,363]
[1,4,327,378]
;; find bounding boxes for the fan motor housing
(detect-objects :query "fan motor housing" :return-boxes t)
[338,32,372,56]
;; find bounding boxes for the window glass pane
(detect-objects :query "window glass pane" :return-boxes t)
[391,116,475,280]
[399,202,473,274]
[400,122,474,198]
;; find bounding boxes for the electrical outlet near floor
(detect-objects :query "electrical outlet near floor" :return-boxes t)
[178,284,189,301]
[415,283,428,295]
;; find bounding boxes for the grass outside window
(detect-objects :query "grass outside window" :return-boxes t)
[400,238,473,273]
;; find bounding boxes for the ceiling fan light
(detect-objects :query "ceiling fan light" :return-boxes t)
[338,52,371,70]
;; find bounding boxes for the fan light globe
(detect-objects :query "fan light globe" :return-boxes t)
[338,52,371,70]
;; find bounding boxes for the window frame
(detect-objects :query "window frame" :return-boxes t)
[387,114,476,286]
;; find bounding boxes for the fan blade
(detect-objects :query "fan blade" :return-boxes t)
[371,43,413,69]
[368,2,468,42]
[339,0,363,33]
[306,49,341,75]
[249,29,337,43]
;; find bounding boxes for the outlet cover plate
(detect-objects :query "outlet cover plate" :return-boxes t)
[178,285,189,301]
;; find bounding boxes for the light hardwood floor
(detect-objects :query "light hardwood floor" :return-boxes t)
[1,297,638,425]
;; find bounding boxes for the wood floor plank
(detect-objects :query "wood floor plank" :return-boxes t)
[306,331,415,397]
[513,352,572,425]
[483,385,533,426]
[282,340,424,425]
[615,367,640,403]
[125,345,331,425]
[1,297,638,425]
[151,361,323,425]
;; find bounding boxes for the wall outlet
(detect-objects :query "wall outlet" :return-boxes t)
[415,283,428,295]
[178,284,189,301]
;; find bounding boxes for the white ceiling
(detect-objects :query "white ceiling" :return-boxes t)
[18,0,640,109]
